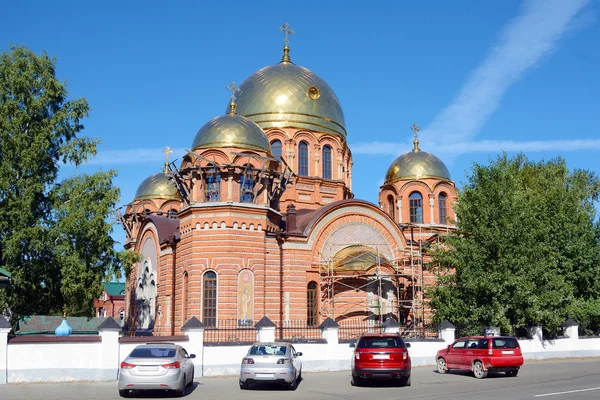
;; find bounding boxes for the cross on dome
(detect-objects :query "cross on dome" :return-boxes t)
[279,22,294,63]
[162,146,173,172]
[410,123,421,152]
[226,81,241,116]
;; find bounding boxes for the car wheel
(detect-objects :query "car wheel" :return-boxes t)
[473,361,488,379]
[173,374,186,397]
[288,374,298,390]
[239,380,249,390]
[437,357,447,374]
[298,368,302,381]
[351,374,361,387]
[118,389,130,398]
[506,369,519,377]
[187,367,194,386]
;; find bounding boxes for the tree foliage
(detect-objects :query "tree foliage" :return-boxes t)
[0,45,137,322]
[428,153,600,335]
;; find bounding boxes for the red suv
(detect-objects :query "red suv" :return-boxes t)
[436,336,523,378]
[350,333,411,386]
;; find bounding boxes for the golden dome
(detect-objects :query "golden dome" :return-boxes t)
[134,173,180,201]
[385,141,451,184]
[191,114,271,155]
[233,61,346,137]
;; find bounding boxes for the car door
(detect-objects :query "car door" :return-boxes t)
[446,339,467,368]
[181,348,192,379]
[291,346,301,377]
[463,339,482,368]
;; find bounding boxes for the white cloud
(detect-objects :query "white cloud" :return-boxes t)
[351,139,600,157]
[83,148,188,165]
[420,0,591,146]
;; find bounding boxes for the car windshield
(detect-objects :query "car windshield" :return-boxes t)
[249,344,287,356]
[130,347,176,358]
[357,337,405,349]
[492,338,519,349]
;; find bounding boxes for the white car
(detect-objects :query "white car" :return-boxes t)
[239,342,303,390]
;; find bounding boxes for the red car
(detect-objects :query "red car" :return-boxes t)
[350,333,411,386]
[436,336,523,378]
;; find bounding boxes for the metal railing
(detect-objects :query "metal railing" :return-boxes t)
[203,319,256,344]
[338,320,383,341]
[277,320,324,343]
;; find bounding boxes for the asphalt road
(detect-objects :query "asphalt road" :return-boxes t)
[3,359,600,400]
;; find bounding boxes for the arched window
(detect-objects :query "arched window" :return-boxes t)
[322,145,332,179]
[307,281,318,326]
[183,272,189,322]
[205,167,221,202]
[438,192,448,224]
[241,172,255,203]
[271,139,282,162]
[409,192,423,223]
[203,271,217,327]
[387,195,395,220]
[298,141,309,176]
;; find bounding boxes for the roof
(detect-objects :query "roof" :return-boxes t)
[15,316,120,335]
[0,267,10,289]
[104,282,125,297]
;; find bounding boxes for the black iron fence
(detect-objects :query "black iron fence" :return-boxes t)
[203,319,256,344]
[338,320,383,341]
[277,320,324,343]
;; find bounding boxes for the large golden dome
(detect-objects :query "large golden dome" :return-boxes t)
[191,113,271,155]
[385,140,451,184]
[134,173,180,201]
[233,57,346,138]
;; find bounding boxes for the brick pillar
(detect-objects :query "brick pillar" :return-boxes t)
[0,316,10,384]
[256,316,276,342]
[182,317,205,378]
[438,320,456,345]
[98,318,122,381]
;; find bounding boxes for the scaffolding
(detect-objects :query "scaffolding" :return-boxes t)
[318,223,456,328]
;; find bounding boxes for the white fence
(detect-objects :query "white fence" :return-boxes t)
[1,318,600,384]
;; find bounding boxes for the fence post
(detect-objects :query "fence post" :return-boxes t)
[255,316,276,342]
[97,318,122,381]
[439,320,455,345]
[182,317,205,378]
[485,326,501,337]
[319,317,339,345]
[382,318,400,334]
[0,316,10,384]
[562,318,579,340]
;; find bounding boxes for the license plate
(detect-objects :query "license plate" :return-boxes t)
[373,354,389,360]
[502,350,514,355]
[256,373,274,379]
[139,366,158,371]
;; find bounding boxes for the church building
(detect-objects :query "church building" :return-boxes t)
[119,24,458,336]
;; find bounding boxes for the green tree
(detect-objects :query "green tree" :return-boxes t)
[0,45,136,323]
[429,153,600,335]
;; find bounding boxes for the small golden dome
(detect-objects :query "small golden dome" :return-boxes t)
[385,145,451,184]
[233,62,346,137]
[191,114,271,155]
[134,173,180,201]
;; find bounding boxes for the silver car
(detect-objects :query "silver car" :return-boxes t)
[118,343,195,397]
[239,342,303,390]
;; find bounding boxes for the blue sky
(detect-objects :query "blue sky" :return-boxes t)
[2,0,599,247]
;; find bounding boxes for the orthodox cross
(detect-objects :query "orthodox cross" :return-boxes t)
[279,22,294,47]
[226,81,240,102]
[162,146,173,172]
[410,122,420,140]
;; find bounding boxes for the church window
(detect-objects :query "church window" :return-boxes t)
[240,172,255,203]
[322,145,332,179]
[438,192,448,224]
[271,140,283,162]
[307,281,318,326]
[298,141,309,176]
[183,272,189,322]
[205,167,221,202]
[387,195,395,220]
[409,192,423,223]
[203,271,217,327]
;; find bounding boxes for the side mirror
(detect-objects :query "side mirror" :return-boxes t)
[349,343,356,348]
[296,352,303,357]
[189,354,196,359]
[405,343,411,348]
[447,345,452,351]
